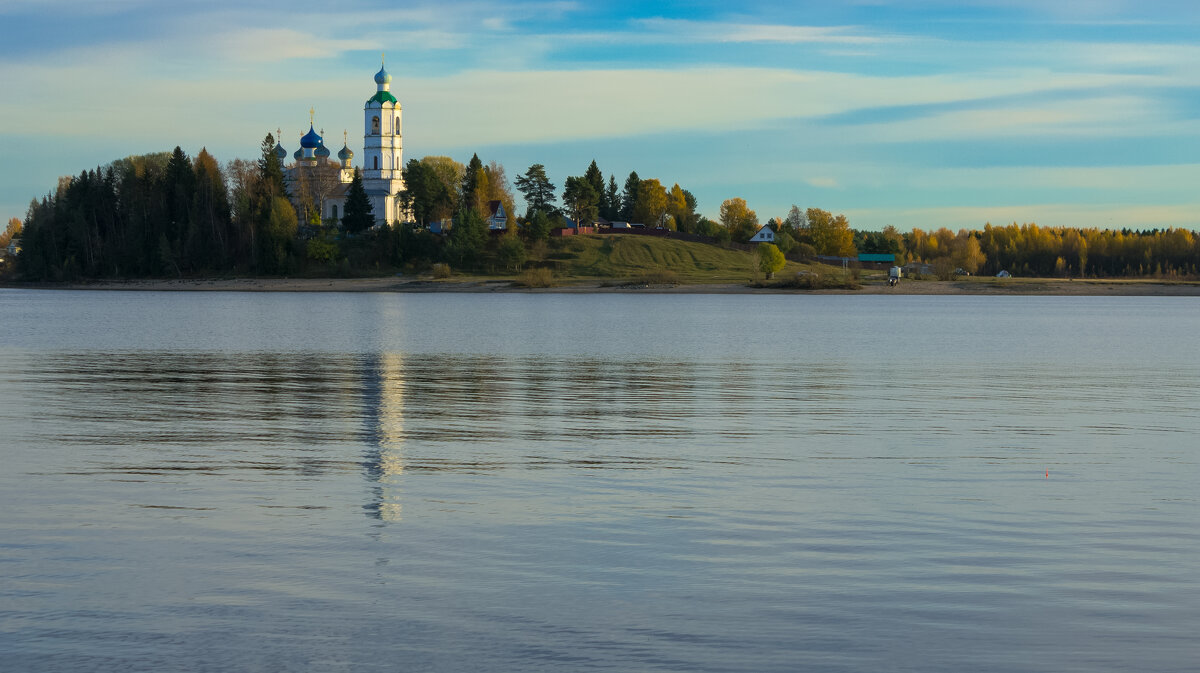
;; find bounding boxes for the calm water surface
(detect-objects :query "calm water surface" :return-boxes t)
[1,290,1197,672]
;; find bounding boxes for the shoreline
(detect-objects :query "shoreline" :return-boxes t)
[5,276,1200,296]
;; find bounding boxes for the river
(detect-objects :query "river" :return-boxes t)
[1,290,1197,672]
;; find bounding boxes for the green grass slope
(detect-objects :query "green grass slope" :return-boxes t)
[542,234,805,283]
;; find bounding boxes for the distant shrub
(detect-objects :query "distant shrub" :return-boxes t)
[431,263,452,278]
[515,267,556,288]
[774,272,861,290]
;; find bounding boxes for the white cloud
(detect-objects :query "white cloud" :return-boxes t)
[845,203,1200,231]
[634,18,889,45]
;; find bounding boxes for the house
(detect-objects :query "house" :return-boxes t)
[996,270,1012,278]
[6,238,21,257]
[486,200,508,231]
[748,225,775,243]
[610,221,632,229]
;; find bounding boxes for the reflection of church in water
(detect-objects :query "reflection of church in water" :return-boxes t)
[272,59,406,226]
[360,353,406,522]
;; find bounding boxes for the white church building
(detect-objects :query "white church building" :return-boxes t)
[274,60,406,227]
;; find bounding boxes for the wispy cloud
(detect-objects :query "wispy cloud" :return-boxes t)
[633,18,890,45]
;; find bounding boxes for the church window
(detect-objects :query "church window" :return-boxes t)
[371,116,380,134]
[374,156,379,170]
[332,205,338,219]
[395,116,400,133]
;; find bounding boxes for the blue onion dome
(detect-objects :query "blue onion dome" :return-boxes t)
[293,148,303,160]
[338,143,353,162]
[274,143,288,160]
[300,125,323,149]
[374,64,391,86]
[314,143,331,159]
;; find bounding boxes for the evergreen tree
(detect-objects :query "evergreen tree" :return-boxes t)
[257,133,286,201]
[446,206,487,268]
[514,163,556,215]
[619,171,640,222]
[461,153,483,203]
[524,209,552,241]
[341,168,375,234]
[562,176,599,227]
[604,175,620,220]
[583,160,605,214]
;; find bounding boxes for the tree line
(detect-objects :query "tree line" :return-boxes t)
[9,134,1200,280]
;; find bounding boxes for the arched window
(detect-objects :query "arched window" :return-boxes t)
[332,204,338,220]
[395,116,400,133]
[371,116,380,134]
[374,156,379,170]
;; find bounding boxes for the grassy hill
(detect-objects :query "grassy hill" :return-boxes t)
[538,234,807,283]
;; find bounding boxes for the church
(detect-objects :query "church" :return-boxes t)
[273,59,406,227]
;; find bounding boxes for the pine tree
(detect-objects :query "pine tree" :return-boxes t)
[619,171,640,222]
[605,175,620,220]
[461,153,483,203]
[514,163,556,216]
[583,160,605,208]
[341,168,375,234]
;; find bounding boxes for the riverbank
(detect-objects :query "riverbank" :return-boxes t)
[6,276,1200,295]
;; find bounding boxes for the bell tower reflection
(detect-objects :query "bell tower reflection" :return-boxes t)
[360,352,406,522]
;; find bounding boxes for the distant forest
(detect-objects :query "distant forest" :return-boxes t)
[9,136,1200,280]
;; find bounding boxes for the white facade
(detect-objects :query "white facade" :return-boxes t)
[362,60,406,225]
[276,61,408,227]
[749,225,776,243]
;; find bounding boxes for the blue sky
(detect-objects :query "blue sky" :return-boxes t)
[2,0,1199,230]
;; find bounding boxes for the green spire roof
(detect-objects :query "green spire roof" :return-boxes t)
[367,91,398,105]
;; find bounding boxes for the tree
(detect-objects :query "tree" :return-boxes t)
[666,183,692,232]
[562,176,599,227]
[515,163,556,215]
[619,171,640,221]
[1,217,21,248]
[496,235,526,272]
[484,160,517,227]
[758,243,786,279]
[524,209,551,241]
[583,160,605,215]
[446,207,487,268]
[341,168,374,234]
[604,175,620,220]
[188,148,232,269]
[421,155,465,218]
[957,235,986,275]
[720,197,758,242]
[400,159,452,227]
[461,153,483,200]
[806,207,855,257]
[784,205,807,242]
[259,195,297,273]
[632,178,668,228]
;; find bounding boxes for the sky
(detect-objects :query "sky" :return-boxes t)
[1,0,1199,231]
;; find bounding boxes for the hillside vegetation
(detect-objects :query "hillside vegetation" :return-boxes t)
[539,235,805,283]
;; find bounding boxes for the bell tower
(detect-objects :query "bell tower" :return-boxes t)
[362,55,405,225]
